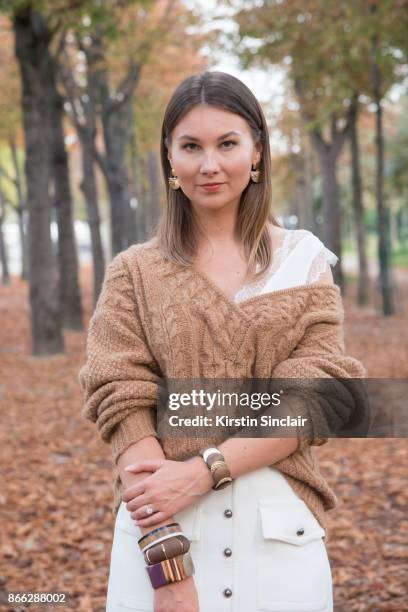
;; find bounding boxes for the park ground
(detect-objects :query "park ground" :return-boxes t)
[0,263,407,611]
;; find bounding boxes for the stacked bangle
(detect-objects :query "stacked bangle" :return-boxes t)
[145,551,195,589]
[144,535,190,565]
[138,523,194,589]
[199,446,233,490]
[138,523,182,552]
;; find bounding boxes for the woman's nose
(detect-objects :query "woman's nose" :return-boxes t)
[200,152,220,174]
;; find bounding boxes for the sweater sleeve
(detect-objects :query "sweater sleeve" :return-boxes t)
[78,251,160,464]
[271,301,369,452]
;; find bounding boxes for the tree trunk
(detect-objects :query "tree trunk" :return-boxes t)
[296,75,352,294]
[370,11,395,315]
[101,97,136,254]
[373,95,395,315]
[79,128,106,306]
[349,99,370,306]
[134,153,147,243]
[85,32,139,255]
[292,147,314,233]
[9,138,28,280]
[14,7,64,356]
[48,60,83,330]
[310,126,346,292]
[0,194,10,285]
[145,149,162,239]
[302,138,316,233]
[128,117,145,243]
[59,37,106,306]
[292,153,305,229]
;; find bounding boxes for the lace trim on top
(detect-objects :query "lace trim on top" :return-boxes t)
[233,231,287,302]
[234,229,337,303]
[306,247,339,284]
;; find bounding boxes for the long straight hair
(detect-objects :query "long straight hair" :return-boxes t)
[153,71,282,282]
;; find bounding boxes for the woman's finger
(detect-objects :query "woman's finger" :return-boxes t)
[135,511,167,528]
[124,459,165,473]
[122,480,146,502]
[133,502,162,521]
[125,492,151,513]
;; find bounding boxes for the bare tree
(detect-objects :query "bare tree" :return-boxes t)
[14,7,64,355]
[349,96,369,306]
[60,34,106,306]
[48,39,83,329]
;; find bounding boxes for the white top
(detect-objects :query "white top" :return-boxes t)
[234,229,338,303]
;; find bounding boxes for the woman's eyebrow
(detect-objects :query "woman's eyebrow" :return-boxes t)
[177,130,241,141]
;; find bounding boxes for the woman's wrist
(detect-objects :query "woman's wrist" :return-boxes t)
[186,455,213,494]
[138,515,178,537]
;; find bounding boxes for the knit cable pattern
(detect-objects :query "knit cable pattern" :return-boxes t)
[79,240,367,536]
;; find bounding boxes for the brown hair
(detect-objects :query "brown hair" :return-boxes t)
[153,70,282,282]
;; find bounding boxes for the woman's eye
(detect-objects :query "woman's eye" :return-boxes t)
[182,143,199,151]
[181,140,237,151]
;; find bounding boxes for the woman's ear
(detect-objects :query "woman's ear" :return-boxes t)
[254,143,262,165]
[253,152,261,166]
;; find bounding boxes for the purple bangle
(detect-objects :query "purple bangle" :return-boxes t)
[145,552,194,589]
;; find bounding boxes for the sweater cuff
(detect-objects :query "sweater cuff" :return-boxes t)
[110,408,158,465]
[298,437,328,452]
[280,391,329,453]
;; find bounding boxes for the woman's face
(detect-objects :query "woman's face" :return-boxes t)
[167,104,261,213]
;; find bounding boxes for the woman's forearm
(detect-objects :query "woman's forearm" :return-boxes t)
[117,435,299,532]
[116,435,177,536]
[189,437,299,483]
[217,436,299,479]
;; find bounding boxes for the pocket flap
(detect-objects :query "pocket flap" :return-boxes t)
[258,499,325,546]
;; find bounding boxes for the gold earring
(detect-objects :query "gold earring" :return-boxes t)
[168,167,180,190]
[250,163,261,183]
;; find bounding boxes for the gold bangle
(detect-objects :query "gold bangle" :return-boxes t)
[210,460,227,472]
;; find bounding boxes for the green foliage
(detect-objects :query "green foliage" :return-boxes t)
[0,1,153,42]
[226,0,408,129]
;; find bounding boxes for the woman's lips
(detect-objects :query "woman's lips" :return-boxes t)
[199,183,224,192]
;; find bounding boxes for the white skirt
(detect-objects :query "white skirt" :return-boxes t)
[106,466,333,611]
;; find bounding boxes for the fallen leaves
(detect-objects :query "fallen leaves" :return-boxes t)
[0,266,407,611]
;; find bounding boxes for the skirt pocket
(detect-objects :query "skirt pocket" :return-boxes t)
[256,499,331,611]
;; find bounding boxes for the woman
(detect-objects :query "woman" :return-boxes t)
[79,71,366,612]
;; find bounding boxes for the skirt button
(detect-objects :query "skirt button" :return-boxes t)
[223,548,232,557]
[223,588,232,597]
[224,509,233,518]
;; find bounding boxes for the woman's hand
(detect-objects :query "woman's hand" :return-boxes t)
[154,576,199,612]
[122,456,213,528]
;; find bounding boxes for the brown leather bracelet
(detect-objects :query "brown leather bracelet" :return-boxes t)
[138,523,182,552]
[198,447,233,490]
[144,535,190,565]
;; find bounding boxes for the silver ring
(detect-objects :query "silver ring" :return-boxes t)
[145,505,154,516]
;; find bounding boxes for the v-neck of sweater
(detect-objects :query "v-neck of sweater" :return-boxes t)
[138,240,340,323]
[187,262,340,316]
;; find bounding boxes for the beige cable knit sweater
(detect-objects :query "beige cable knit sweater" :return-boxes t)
[78,239,367,535]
